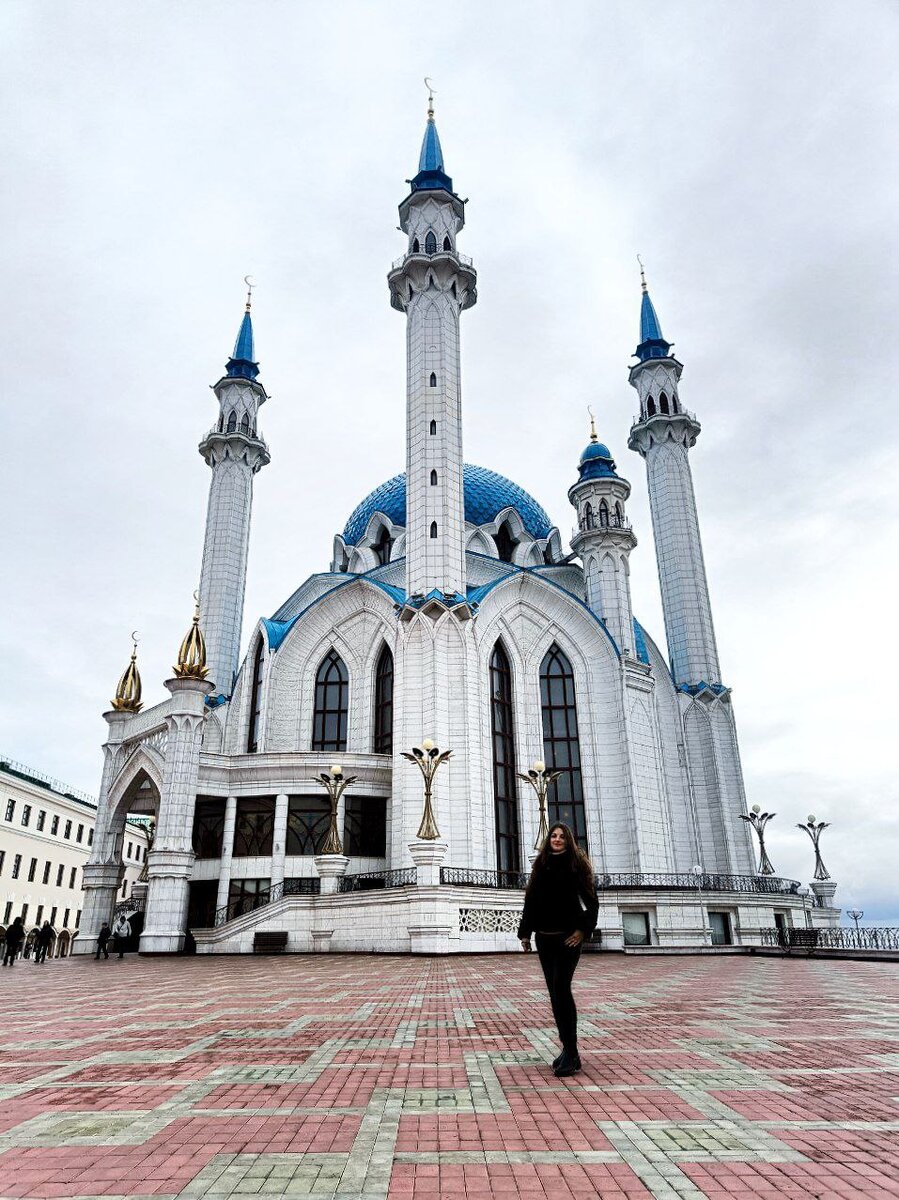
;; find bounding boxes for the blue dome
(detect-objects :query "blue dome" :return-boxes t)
[577,441,618,482]
[343,464,553,546]
[580,441,612,463]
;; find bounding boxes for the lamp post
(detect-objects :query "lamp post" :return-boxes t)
[797,815,831,881]
[847,908,864,934]
[316,764,357,855]
[517,760,562,852]
[738,804,776,875]
[401,739,451,841]
[691,864,709,946]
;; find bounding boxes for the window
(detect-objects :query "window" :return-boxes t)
[12,855,21,880]
[63,908,70,928]
[3,902,11,924]
[233,797,276,857]
[4,800,13,822]
[659,391,670,415]
[51,815,59,836]
[622,911,651,946]
[425,230,437,254]
[246,637,265,753]
[69,867,77,889]
[429,522,438,538]
[22,805,31,827]
[226,409,237,433]
[42,862,50,885]
[614,502,623,523]
[125,842,131,859]
[21,904,28,924]
[76,824,84,844]
[443,235,451,251]
[28,857,37,882]
[0,851,4,875]
[121,880,128,896]
[494,522,516,563]
[36,810,46,832]
[582,502,594,531]
[429,419,437,435]
[646,396,656,417]
[430,469,438,486]
[63,820,72,840]
[412,237,420,252]
[192,798,227,858]
[312,650,348,752]
[36,905,43,925]
[226,878,270,921]
[490,642,520,875]
[49,906,57,927]
[429,372,437,387]
[345,796,387,856]
[373,526,393,566]
[56,864,64,887]
[286,796,331,856]
[539,644,588,848]
[75,909,81,927]
[88,829,93,845]
[240,412,250,434]
[709,912,733,946]
[599,500,609,528]
[373,644,394,754]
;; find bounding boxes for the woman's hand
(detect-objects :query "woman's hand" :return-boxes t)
[520,938,532,953]
[564,930,584,948]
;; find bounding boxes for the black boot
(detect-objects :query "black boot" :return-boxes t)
[553,1048,582,1078]
[552,1051,564,1069]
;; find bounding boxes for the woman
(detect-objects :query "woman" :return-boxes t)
[2,917,25,967]
[518,823,598,1077]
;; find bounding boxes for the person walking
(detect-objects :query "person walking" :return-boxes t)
[34,922,54,964]
[112,914,131,959]
[518,823,598,1077]
[95,922,111,960]
[2,917,25,967]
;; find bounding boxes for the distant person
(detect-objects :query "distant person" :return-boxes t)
[112,914,131,959]
[34,922,54,964]
[518,823,598,1077]
[95,922,111,960]
[2,917,25,967]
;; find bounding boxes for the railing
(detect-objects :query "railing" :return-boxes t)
[0,756,97,807]
[597,872,801,894]
[572,516,632,537]
[114,895,145,918]
[631,407,699,429]
[213,876,320,927]
[338,868,417,893]
[760,926,899,952]
[390,251,474,271]
[441,867,530,890]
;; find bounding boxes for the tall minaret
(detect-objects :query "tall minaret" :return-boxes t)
[387,87,477,600]
[627,268,720,686]
[197,289,270,698]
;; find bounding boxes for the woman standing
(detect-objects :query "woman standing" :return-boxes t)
[518,823,598,1077]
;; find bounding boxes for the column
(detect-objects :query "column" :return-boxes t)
[214,795,238,916]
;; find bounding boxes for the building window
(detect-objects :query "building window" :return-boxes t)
[88,828,93,845]
[21,904,28,924]
[0,851,4,875]
[429,522,438,538]
[582,502,594,531]
[429,372,437,387]
[36,905,44,925]
[63,820,72,840]
[622,912,651,946]
[344,796,387,857]
[121,880,128,896]
[42,862,50,885]
[49,906,57,927]
[56,864,64,887]
[192,798,226,859]
[28,857,37,882]
[443,236,451,251]
[12,855,21,880]
[412,237,420,253]
[51,815,59,836]
[232,797,276,857]
[75,909,81,927]
[76,824,84,843]
[4,800,14,822]
[240,412,250,434]
[226,878,270,921]
[709,912,733,945]
[69,867,77,889]
[246,637,265,754]
[21,805,31,827]
[36,810,46,832]
[373,644,394,755]
[373,526,393,566]
[429,419,437,435]
[539,643,588,849]
[286,796,331,855]
[659,391,670,414]
[598,500,609,527]
[490,641,520,875]
[425,230,437,254]
[226,409,237,433]
[646,396,656,417]
[312,649,349,752]
[494,522,516,563]
[3,902,11,924]
[63,908,70,928]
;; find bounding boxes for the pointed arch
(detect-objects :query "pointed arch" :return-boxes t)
[226,409,237,432]
[490,640,520,874]
[239,412,250,434]
[412,237,420,253]
[425,230,437,254]
[372,643,394,754]
[539,643,587,849]
[430,469,438,486]
[429,521,438,538]
[429,419,437,435]
[312,649,348,752]
[582,501,594,531]
[659,391,670,414]
[429,372,437,387]
[494,521,517,563]
[443,235,451,251]
[646,396,656,417]
[373,525,393,566]
[599,499,609,527]
[246,636,265,753]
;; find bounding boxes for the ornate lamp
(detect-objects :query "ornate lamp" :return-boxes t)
[797,814,831,881]
[847,908,864,934]
[739,804,776,875]
[401,739,451,840]
[516,760,561,851]
[316,764,357,855]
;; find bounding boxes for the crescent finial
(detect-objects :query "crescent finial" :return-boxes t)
[424,77,436,120]
[243,275,255,311]
[130,630,140,649]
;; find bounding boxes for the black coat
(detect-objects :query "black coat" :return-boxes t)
[517,855,599,940]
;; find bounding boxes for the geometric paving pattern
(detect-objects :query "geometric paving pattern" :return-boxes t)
[0,954,897,1197]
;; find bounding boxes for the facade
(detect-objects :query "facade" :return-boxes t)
[0,758,148,957]
[76,102,839,956]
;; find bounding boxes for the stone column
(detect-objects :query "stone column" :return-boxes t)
[214,795,238,917]
[408,838,447,887]
[271,793,289,890]
[314,854,350,896]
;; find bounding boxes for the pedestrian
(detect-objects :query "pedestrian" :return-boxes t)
[2,917,25,967]
[518,823,598,1077]
[95,922,111,960]
[112,914,131,959]
[34,922,54,965]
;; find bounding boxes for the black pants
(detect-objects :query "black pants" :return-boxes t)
[34,944,48,964]
[96,943,109,959]
[2,946,19,966]
[535,933,582,1052]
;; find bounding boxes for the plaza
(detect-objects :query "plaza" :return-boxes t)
[0,953,896,1198]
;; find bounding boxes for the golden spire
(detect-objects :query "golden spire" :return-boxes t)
[425,76,436,122]
[112,632,143,713]
[587,405,598,444]
[174,592,208,680]
[637,253,648,294]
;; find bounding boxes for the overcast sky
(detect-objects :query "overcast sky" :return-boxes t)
[2,2,897,922]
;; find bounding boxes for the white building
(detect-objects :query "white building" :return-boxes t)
[0,758,149,957]
[75,100,838,956]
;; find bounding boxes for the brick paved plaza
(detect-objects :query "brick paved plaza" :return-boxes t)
[0,953,896,1199]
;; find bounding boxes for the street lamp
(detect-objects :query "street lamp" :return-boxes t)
[691,864,709,946]
[847,908,864,934]
[517,759,562,851]
[316,764,357,855]
[739,804,776,875]
[797,814,831,881]
[401,739,452,840]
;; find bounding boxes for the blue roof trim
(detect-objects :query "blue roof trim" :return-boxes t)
[261,618,294,652]
[226,310,260,380]
[632,618,650,665]
[678,680,729,696]
[342,464,554,546]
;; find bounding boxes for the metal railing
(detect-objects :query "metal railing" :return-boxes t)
[390,251,474,271]
[760,926,899,952]
[213,876,320,927]
[338,868,417,893]
[631,406,699,429]
[441,867,530,890]
[572,516,632,537]
[597,872,801,894]
[0,756,97,807]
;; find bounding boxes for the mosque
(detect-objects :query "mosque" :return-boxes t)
[74,97,839,955]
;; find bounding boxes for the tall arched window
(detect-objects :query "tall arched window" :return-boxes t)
[614,501,623,524]
[539,644,587,848]
[412,237,420,252]
[246,638,265,753]
[240,412,250,434]
[599,500,609,528]
[425,230,437,254]
[490,642,520,875]
[583,502,594,531]
[373,526,393,566]
[659,392,670,414]
[430,469,438,486]
[495,521,516,563]
[373,644,394,754]
[429,372,437,387]
[226,409,237,432]
[429,419,437,435]
[429,521,438,538]
[312,650,348,752]
[443,236,451,251]
[646,396,656,417]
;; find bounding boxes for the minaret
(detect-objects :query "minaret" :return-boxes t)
[569,416,637,655]
[197,287,270,698]
[387,87,477,601]
[627,267,720,686]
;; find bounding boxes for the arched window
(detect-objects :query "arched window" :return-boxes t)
[312,650,348,752]
[646,396,656,417]
[614,502,623,525]
[490,641,520,875]
[443,236,451,251]
[429,372,437,387]
[373,644,394,754]
[583,502,594,531]
[412,237,420,253]
[659,392,670,415]
[494,521,516,563]
[373,526,393,566]
[226,410,237,433]
[429,522,438,538]
[239,412,250,434]
[539,644,587,848]
[429,419,437,435]
[246,638,265,753]
[425,230,437,254]
[671,393,679,413]
[430,469,438,486]
[599,500,609,528]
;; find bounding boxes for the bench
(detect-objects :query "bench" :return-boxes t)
[253,931,289,954]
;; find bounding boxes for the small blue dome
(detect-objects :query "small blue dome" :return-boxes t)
[580,442,612,463]
[343,464,553,546]
[577,441,618,482]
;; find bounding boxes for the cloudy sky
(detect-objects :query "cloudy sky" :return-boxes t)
[2,2,897,921]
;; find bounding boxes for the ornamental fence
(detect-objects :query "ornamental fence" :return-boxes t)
[441,867,530,890]
[337,868,417,893]
[440,867,800,894]
[213,877,320,927]
[760,926,899,952]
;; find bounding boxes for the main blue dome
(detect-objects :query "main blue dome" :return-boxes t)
[343,464,554,546]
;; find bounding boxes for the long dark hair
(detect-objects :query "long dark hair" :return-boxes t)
[526,822,596,897]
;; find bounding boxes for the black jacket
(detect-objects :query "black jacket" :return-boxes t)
[517,855,599,940]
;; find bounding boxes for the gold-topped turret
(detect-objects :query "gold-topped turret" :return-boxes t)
[173,593,208,680]
[112,633,143,713]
